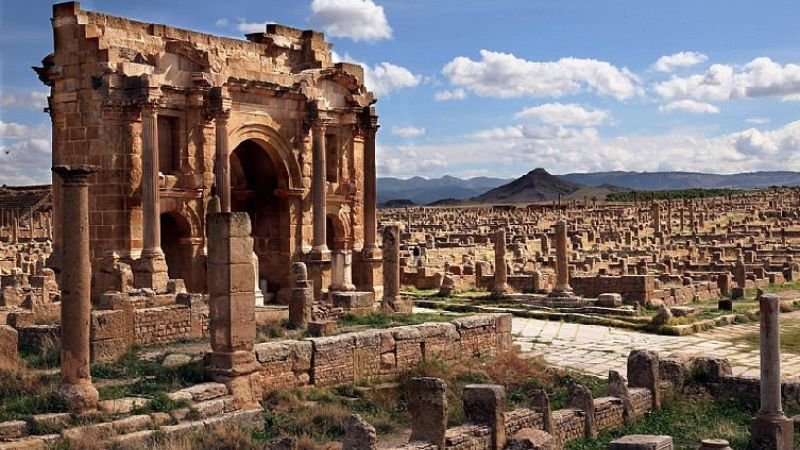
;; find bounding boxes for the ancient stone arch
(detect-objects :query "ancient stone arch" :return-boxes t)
[228,123,302,192]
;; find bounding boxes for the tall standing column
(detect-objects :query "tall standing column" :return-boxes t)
[135,102,169,291]
[362,109,379,252]
[652,202,661,235]
[550,220,573,296]
[492,229,509,296]
[52,165,99,413]
[215,110,231,213]
[751,293,794,449]
[381,225,410,313]
[311,119,330,257]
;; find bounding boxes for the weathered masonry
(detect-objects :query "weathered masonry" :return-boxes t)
[35,2,382,303]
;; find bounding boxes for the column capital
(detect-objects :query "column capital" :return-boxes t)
[52,165,100,186]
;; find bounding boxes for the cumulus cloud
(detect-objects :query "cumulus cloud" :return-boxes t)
[0,120,52,185]
[0,91,48,109]
[310,0,392,41]
[377,145,447,177]
[442,50,642,100]
[515,103,610,127]
[214,18,229,27]
[658,100,720,114]
[654,57,800,102]
[746,117,770,125]
[434,89,466,101]
[333,52,421,96]
[652,51,708,73]
[390,126,426,138]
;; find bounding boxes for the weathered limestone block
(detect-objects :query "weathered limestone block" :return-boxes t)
[628,350,661,409]
[608,370,635,425]
[507,428,554,450]
[597,293,622,307]
[463,384,506,449]
[408,377,447,449]
[568,384,596,438]
[0,325,18,372]
[608,435,673,449]
[289,262,312,327]
[343,414,377,450]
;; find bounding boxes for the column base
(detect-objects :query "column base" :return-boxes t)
[381,296,412,314]
[548,288,574,298]
[751,412,794,450]
[310,246,331,262]
[58,381,99,414]
[206,350,260,378]
[134,251,169,292]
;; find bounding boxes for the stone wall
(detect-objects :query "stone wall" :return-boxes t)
[251,314,513,389]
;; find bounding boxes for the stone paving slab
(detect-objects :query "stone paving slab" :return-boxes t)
[512,316,800,379]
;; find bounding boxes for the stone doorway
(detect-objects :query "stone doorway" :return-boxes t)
[230,139,290,302]
[160,212,192,287]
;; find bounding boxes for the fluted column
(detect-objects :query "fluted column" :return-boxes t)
[53,165,100,413]
[311,119,330,257]
[550,220,573,297]
[135,102,169,291]
[215,110,231,213]
[362,111,379,253]
[141,103,162,256]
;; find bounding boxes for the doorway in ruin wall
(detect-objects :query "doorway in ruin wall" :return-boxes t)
[160,212,192,288]
[230,139,291,302]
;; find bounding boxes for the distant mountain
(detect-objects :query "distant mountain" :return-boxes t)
[474,168,583,203]
[560,171,800,190]
[377,175,510,205]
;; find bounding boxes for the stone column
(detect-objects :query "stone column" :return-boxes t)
[381,225,410,313]
[135,102,169,291]
[551,220,572,296]
[408,377,447,449]
[206,212,259,379]
[311,119,330,258]
[463,384,507,449]
[492,229,509,296]
[362,108,379,253]
[11,215,18,244]
[214,110,231,213]
[652,202,661,234]
[52,165,99,413]
[289,262,313,327]
[751,293,794,449]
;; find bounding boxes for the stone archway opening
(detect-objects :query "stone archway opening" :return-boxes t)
[230,139,290,302]
[160,211,192,286]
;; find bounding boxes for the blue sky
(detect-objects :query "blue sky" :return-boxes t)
[2,0,800,184]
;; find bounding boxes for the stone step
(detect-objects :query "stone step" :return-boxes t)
[167,382,228,403]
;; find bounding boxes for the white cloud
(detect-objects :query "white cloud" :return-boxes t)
[214,18,229,27]
[515,103,610,127]
[434,89,467,101]
[380,119,800,178]
[333,52,421,96]
[391,126,426,138]
[0,91,48,109]
[654,57,800,102]
[782,94,800,102]
[745,117,770,125]
[310,0,392,42]
[658,100,720,114]
[377,145,446,177]
[652,51,708,73]
[0,121,52,185]
[442,50,642,100]
[237,21,270,34]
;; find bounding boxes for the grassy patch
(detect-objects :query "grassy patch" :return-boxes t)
[337,311,459,329]
[567,393,758,450]
[731,324,800,354]
[0,370,65,422]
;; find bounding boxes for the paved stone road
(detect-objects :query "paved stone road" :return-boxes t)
[513,311,800,379]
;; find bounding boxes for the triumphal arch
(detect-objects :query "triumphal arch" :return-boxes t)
[36,2,382,302]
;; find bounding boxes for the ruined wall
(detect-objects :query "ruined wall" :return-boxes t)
[251,314,513,389]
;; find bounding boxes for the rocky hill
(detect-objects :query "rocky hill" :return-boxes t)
[377,175,509,205]
[473,168,583,203]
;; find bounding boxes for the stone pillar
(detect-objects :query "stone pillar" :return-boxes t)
[311,119,330,258]
[627,349,660,409]
[343,414,377,450]
[381,225,410,313]
[463,384,507,449]
[751,293,794,449]
[551,220,572,296]
[408,377,447,449]
[289,262,313,327]
[206,212,259,379]
[343,250,355,291]
[253,252,264,306]
[492,229,509,296]
[135,102,169,291]
[530,390,554,433]
[361,108,379,253]
[214,110,231,212]
[652,202,661,234]
[11,216,18,244]
[331,249,346,291]
[568,384,596,438]
[52,165,99,413]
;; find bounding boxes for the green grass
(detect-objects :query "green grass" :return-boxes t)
[0,371,66,422]
[731,324,800,354]
[567,394,765,450]
[605,188,740,202]
[337,311,459,328]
